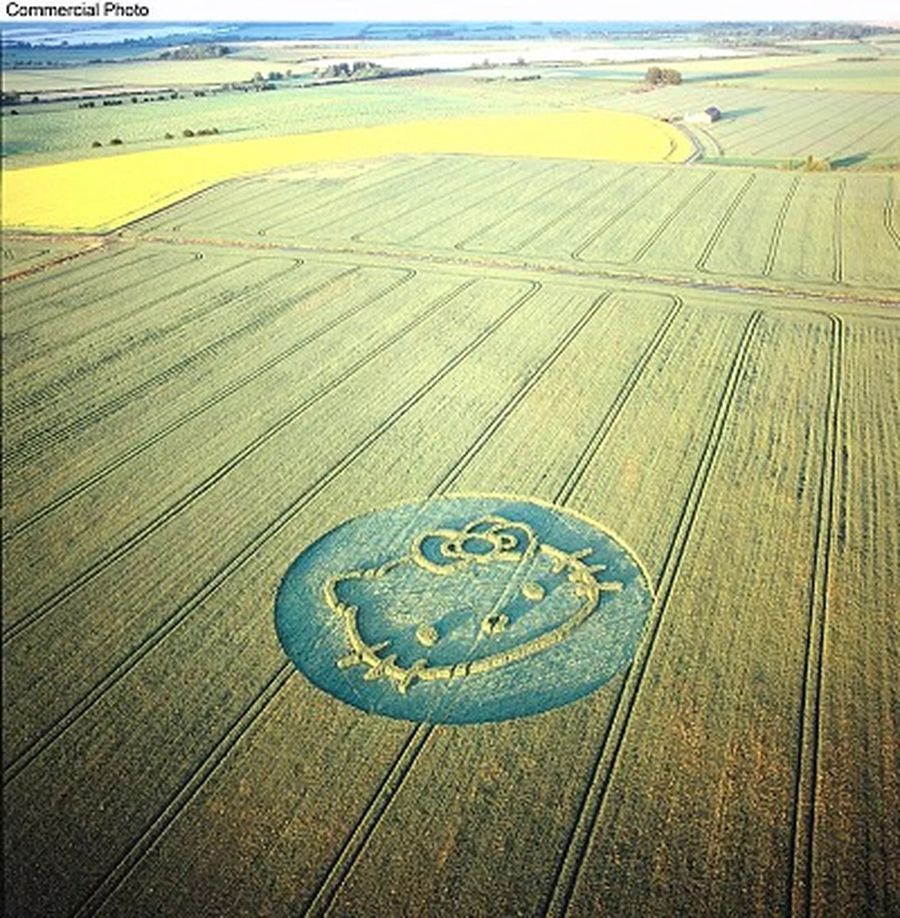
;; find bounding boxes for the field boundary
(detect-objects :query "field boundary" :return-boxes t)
[125,231,900,309]
[2,111,692,234]
[3,244,159,303]
[1,237,111,283]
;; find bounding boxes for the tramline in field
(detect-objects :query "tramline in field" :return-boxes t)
[133,156,900,294]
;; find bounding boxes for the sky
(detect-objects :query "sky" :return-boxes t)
[1,0,897,23]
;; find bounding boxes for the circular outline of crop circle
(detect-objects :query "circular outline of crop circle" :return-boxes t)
[275,494,653,724]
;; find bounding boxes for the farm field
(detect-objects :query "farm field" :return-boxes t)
[559,52,900,91]
[134,156,900,296]
[0,73,614,164]
[1,111,691,232]
[601,86,900,163]
[709,57,900,93]
[2,21,899,918]
[4,62,899,169]
[2,231,897,916]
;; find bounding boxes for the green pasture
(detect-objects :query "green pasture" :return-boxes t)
[1,73,580,165]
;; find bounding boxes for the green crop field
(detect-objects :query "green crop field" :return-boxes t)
[2,21,898,918]
[600,86,900,163]
[0,76,567,164]
[135,156,900,295]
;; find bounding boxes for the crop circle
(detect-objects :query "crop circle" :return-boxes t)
[275,495,652,724]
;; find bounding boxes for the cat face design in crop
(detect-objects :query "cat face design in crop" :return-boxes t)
[324,515,623,694]
[275,496,652,723]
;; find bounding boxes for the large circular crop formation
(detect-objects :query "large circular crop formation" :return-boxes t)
[275,495,653,724]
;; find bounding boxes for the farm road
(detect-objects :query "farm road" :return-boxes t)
[121,229,900,312]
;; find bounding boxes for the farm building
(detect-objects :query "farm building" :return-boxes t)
[685,106,722,124]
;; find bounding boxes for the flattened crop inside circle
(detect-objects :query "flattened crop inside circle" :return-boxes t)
[275,495,653,724]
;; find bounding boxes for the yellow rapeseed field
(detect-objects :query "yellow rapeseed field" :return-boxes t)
[2,110,691,232]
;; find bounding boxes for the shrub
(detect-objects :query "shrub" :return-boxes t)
[110,138,123,145]
[802,154,831,171]
[645,67,682,86]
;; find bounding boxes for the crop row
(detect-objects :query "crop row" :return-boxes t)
[4,272,608,912]
[3,251,254,380]
[3,257,346,467]
[809,318,899,916]
[707,91,900,159]
[751,95,900,159]
[223,159,455,238]
[712,92,874,156]
[599,85,899,160]
[1,261,436,548]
